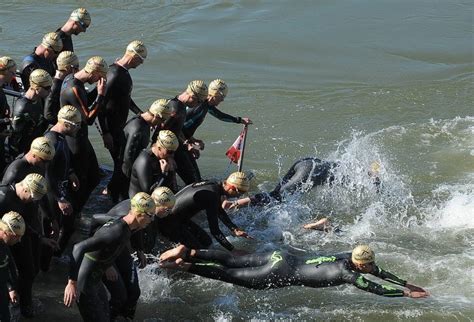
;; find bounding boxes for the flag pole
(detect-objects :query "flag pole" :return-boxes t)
[237,124,248,172]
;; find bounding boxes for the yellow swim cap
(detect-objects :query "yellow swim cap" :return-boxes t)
[156,130,179,151]
[41,32,63,53]
[0,212,25,236]
[151,186,176,208]
[208,79,228,98]
[0,56,16,72]
[21,173,48,200]
[352,245,375,264]
[149,99,172,120]
[226,172,250,193]
[58,105,82,124]
[57,51,79,71]
[126,40,147,60]
[131,192,156,215]
[70,8,91,28]
[30,137,55,161]
[186,80,208,102]
[84,56,108,77]
[29,69,53,89]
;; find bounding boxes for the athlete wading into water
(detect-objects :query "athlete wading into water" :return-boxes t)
[160,244,429,298]
[63,192,156,322]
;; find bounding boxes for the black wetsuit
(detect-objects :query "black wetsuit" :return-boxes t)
[69,219,132,322]
[122,115,150,180]
[183,101,242,139]
[98,64,142,202]
[0,88,9,174]
[151,97,199,184]
[186,249,406,297]
[19,51,55,90]
[0,241,18,322]
[251,157,338,206]
[9,96,46,159]
[60,73,103,213]
[128,148,174,198]
[90,201,141,320]
[159,181,238,251]
[43,77,63,125]
[56,29,73,52]
[43,129,74,255]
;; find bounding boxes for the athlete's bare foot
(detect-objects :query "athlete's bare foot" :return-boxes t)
[303,217,331,232]
[159,244,188,262]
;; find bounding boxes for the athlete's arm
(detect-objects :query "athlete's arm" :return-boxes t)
[130,99,143,115]
[208,105,241,123]
[349,273,405,297]
[372,266,406,286]
[205,199,234,251]
[44,78,63,124]
[6,247,18,292]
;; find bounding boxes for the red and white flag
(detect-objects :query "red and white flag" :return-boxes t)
[226,127,246,164]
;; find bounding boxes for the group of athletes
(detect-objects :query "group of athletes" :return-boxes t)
[0,7,429,322]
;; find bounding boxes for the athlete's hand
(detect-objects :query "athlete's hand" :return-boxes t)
[58,200,73,216]
[159,159,171,173]
[221,200,234,210]
[64,280,77,307]
[97,77,107,96]
[193,139,205,150]
[105,266,119,282]
[137,250,147,269]
[55,69,67,80]
[233,228,253,239]
[9,290,18,304]
[69,173,80,191]
[102,133,114,151]
[241,117,253,125]
[405,283,426,293]
[41,237,59,251]
[404,290,429,298]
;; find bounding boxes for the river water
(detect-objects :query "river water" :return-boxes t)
[1,1,473,321]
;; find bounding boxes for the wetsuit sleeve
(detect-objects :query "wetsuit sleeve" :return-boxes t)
[217,208,239,231]
[130,231,144,251]
[44,78,63,124]
[204,195,234,251]
[98,75,114,134]
[7,247,18,291]
[208,105,241,123]
[372,266,407,287]
[133,155,159,194]
[122,131,147,179]
[347,272,405,297]
[130,99,143,115]
[69,225,115,280]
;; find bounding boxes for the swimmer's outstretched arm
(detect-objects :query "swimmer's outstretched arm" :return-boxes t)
[303,218,331,232]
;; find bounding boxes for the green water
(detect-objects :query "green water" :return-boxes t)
[1,0,473,320]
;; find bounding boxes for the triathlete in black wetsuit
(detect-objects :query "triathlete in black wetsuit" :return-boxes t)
[121,99,172,197]
[99,41,147,202]
[9,69,52,159]
[0,56,16,174]
[44,51,79,125]
[151,80,208,185]
[160,244,429,299]
[0,211,25,322]
[92,187,175,320]
[158,172,251,251]
[63,193,156,322]
[20,32,62,90]
[43,106,81,258]
[0,174,48,317]
[55,8,91,52]
[128,130,179,197]
[60,56,108,213]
